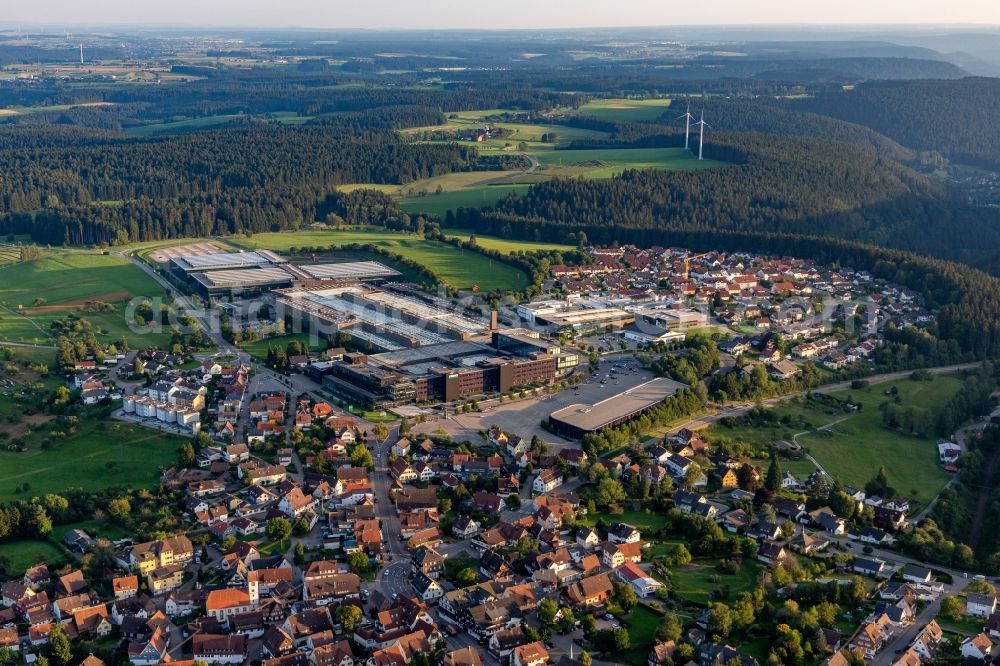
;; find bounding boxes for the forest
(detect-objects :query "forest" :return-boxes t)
[785,78,1000,169]
[0,125,477,244]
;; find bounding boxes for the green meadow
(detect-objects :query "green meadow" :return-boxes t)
[0,418,182,502]
[709,374,962,508]
[576,98,672,123]
[0,252,172,347]
[535,146,725,177]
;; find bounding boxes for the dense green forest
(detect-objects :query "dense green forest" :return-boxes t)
[0,125,475,243]
[785,78,1000,169]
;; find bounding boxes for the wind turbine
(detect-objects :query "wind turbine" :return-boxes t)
[677,103,696,151]
[694,110,710,160]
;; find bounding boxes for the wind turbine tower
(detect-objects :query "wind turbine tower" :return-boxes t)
[79,43,84,65]
[695,110,710,160]
[678,104,696,151]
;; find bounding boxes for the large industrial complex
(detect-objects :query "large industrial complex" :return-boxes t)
[315,329,580,409]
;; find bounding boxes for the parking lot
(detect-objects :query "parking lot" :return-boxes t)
[412,355,656,446]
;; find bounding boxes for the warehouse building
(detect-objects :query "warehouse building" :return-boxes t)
[170,250,400,297]
[548,377,688,439]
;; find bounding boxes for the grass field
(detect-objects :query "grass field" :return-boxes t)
[231,229,529,292]
[439,229,573,253]
[709,375,962,508]
[796,377,960,507]
[400,184,533,216]
[535,147,725,177]
[575,98,672,123]
[0,252,172,347]
[0,417,182,502]
[0,539,68,572]
[582,507,670,532]
[240,333,318,362]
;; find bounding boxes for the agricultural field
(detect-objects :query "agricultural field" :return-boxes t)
[0,246,22,267]
[535,146,725,177]
[575,97,672,123]
[401,108,610,147]
[0,252,172,347]
[0,417,182,502]
[231,229,528,292]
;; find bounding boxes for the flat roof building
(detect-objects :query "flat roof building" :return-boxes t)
[535,307,635,332]
[297,261,401,282]
[549,377,687,438]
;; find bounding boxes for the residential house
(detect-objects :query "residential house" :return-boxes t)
[967,593,997,619]
[614,561,663,598]
[512,641,550,666]
[533,469,563,494]
[565,573,613,607]
[601,541,642,568]
[960,634,994,661]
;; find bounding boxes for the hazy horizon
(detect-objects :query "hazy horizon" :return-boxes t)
[2,0,1000,31]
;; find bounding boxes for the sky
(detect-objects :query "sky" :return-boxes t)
[3,0,1000,30]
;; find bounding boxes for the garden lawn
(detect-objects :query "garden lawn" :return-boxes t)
[231,229,528,292]
[0,417,182,502]
[669,559,763,606]
[0,539,68,572]
[622,604,664,666]
[52,519,126,543]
